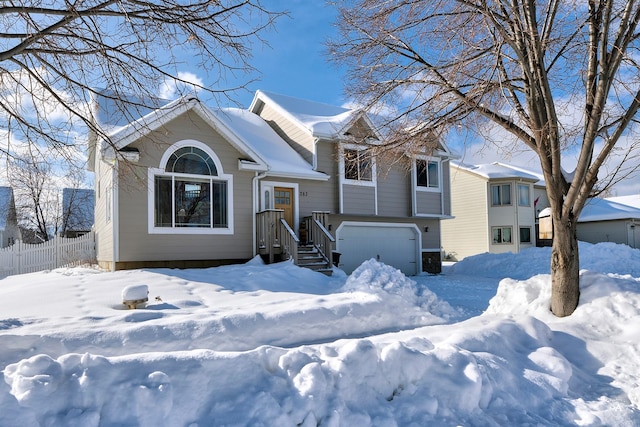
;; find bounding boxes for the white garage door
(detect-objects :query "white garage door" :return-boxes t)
[337,223,420,275]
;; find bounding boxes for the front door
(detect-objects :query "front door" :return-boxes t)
[274,187,294,227]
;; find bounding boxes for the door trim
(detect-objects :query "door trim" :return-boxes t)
[260,181,299,233]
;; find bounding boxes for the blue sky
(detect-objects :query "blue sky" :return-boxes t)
[224,2,346,108]
[176,2,637,196]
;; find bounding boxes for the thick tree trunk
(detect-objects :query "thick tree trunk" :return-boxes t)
[550,213,580,317]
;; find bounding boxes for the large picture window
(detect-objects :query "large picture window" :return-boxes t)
[416,159,439,189]
[150,143,231,233]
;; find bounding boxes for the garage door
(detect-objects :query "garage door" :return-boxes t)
[337,223,420,275]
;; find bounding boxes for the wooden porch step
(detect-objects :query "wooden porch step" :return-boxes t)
[296,245,332,276]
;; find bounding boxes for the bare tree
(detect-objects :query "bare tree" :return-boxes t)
[0,1,282,162]
[8,152,61,242]
[329,0,640,316]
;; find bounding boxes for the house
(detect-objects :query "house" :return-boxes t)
[538,196,640,249]
[60,188,95,238]
[88,90,454,275]
[441,162,546,260]
[0,186,21,248]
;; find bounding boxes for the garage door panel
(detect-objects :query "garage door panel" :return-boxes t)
[338,225,419,275]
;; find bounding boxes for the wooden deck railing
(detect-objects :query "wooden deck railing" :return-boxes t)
[304,211,335,265]
[257,210,334,267]
[256,209,298,264]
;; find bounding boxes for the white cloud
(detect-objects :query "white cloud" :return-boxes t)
[158,71,205,99]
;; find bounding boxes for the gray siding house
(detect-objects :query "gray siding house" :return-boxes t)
[88,91,454,275]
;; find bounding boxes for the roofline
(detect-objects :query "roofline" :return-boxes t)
[451,161,539,182]
[250,90,373,140]
[264,171,331,181]
[250,90,317,137]
[100,97,269,170]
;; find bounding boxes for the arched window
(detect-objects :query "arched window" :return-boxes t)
[152,141,230,231]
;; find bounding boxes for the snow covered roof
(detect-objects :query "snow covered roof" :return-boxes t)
[62,188,95,232]
[578,197,640,222]
[93,92,328,181]
[538,198,640,222]
[215,108,329,180]
[493,162,546,186]
[0,186,13,230]
[607,194,640,210]
[453,161,540,181]
[250,90,363,139]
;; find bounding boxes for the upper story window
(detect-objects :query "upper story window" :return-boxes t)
[149,141,233,234]
[416,159,439,189]
[491,184,511,206]
[518,183,530,206]
[344,148,372,181]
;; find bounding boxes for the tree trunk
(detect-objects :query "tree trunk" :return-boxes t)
[550,212,580,317]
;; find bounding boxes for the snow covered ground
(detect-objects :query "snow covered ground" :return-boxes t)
[1,242,639,426]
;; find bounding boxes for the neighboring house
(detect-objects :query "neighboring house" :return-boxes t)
[88,90,454,275]
[60,188,95,238]
[539,196,640,249]
[441,162,546,260]
[0,186,21,248]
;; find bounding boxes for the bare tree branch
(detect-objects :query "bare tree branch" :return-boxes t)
[329,0,640,316]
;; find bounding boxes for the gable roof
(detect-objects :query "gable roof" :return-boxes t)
[216,108,329,180]
[249,90,373,140]
[453,161,540,182]
[62,188,95,232]
[93,92,329,180]
[0,186,14,231]
[93,93,269,172]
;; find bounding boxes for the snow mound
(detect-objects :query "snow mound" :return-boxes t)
[451,242,640,279]
[342,259,459,318]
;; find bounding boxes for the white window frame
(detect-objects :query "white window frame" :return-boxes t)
[147,139,234,235]
[492,226,513,244]
[519,226,532,244]
[517,183,531,207]
[491,183,512,206]
[340,143,376,187]
[413,156,441,192]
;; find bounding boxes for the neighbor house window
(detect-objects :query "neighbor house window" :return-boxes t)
[518,184,530,206]
[344,148,372,181]
[416,159,439,189]
[492,226,512,244]
[491,184,511,206]
[152,144,230,231]
[520,227,532,243]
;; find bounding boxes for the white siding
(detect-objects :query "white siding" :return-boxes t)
[441,168,489,260]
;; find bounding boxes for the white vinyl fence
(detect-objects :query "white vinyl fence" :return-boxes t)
[0,231,96,279]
